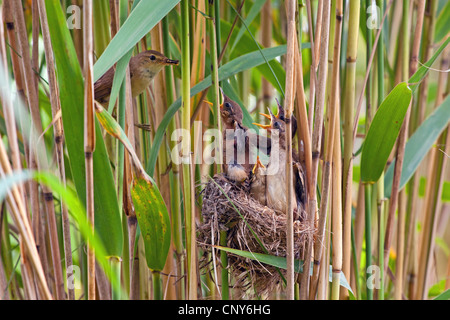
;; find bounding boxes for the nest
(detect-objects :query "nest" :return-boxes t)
[197,173,313,299]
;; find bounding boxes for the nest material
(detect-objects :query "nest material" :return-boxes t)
[198,173,313,299]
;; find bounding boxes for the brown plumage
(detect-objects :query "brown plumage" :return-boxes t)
[254,105,306,220]
[94,50,178,105]
[219,88,271,183]
[250,156,267,206]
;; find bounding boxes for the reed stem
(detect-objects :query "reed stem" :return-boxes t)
[364,183,373,300]
[152,271,162,300]
[180,0,196,300]
[375,0,385,300]
[83,0,96,300]
[284,0,297,300]
[309,0,331,298]
[342,0,360,300]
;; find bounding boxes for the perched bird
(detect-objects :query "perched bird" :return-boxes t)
[254,107,306,220]
[249,156,267,206]
[218,89,271,184]
[94,50,179,105]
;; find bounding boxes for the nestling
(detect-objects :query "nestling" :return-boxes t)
[218,88,271,184]
[254,104,306,220]
[249,156,267,206]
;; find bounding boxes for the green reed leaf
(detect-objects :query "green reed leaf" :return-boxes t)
[361,83,412,184]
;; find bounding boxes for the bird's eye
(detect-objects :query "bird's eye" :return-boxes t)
[225,102,233,110]
[150,55,156,61]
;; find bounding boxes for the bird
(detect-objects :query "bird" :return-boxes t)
[223,120,249,183]
[94,50,179,105]
[216,88,271,184]
[249,155,267,206]
[218,88,244,130]
[254,106,306,220]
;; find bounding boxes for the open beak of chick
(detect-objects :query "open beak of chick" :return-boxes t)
[219,87,225,109]
[203,87,225,109]
[253,107,276,131]
[252,155,266,174]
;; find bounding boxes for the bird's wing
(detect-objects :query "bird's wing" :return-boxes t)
[293,161,306,205]
[94,66,115,102]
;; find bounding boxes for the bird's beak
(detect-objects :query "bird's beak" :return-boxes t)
[219,87,226,109]
[253,122,271,130]
[219,87,225,109]
[203,100,215,112]
[165,58,179,65]
[256,156,265,169]
[267,107,277,124]
[260,104,281,120]
[275,98,285,119]
[252,156,266,174]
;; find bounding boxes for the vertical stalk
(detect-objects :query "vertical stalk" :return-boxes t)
[352,181,366,283]
[403,0,427,299]
[313,0,323,71]
[394,190,406,299]
[260,0,272,119]
[83,0,96,301]
[294,20,313,302]
[317,204,332,299]
[350,218,361,299]
[152,271,162,300]
[305,0,316,135]
[284,0,297,300]
[342,0,360,300]
[12,0,48,288]
[375,0,385,300]
[116,0,127,218]
[331,112,343,300]
[413,0,438,129]
[150,21,177,300]
[162,15,185,299]
[309,0,331,298]
[328,0,343,300]
[219,230,228,300]
[180,0,196,300]
[352,0,393,141]
[364,183,373,300]
[0,3,32,300]
[0,140,52,299]
[383,0,410,276]
[416,127,449,299]
[208,0,226,299]
[31,0,39,98]
[109,0,131,300]
[365,0,373,124]
[209,1,222,178]
[111,256,121,300]
[377,180,385,299]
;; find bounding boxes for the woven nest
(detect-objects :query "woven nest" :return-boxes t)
[197,173,313,299]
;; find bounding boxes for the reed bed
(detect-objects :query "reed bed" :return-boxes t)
[0,0,448,301]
